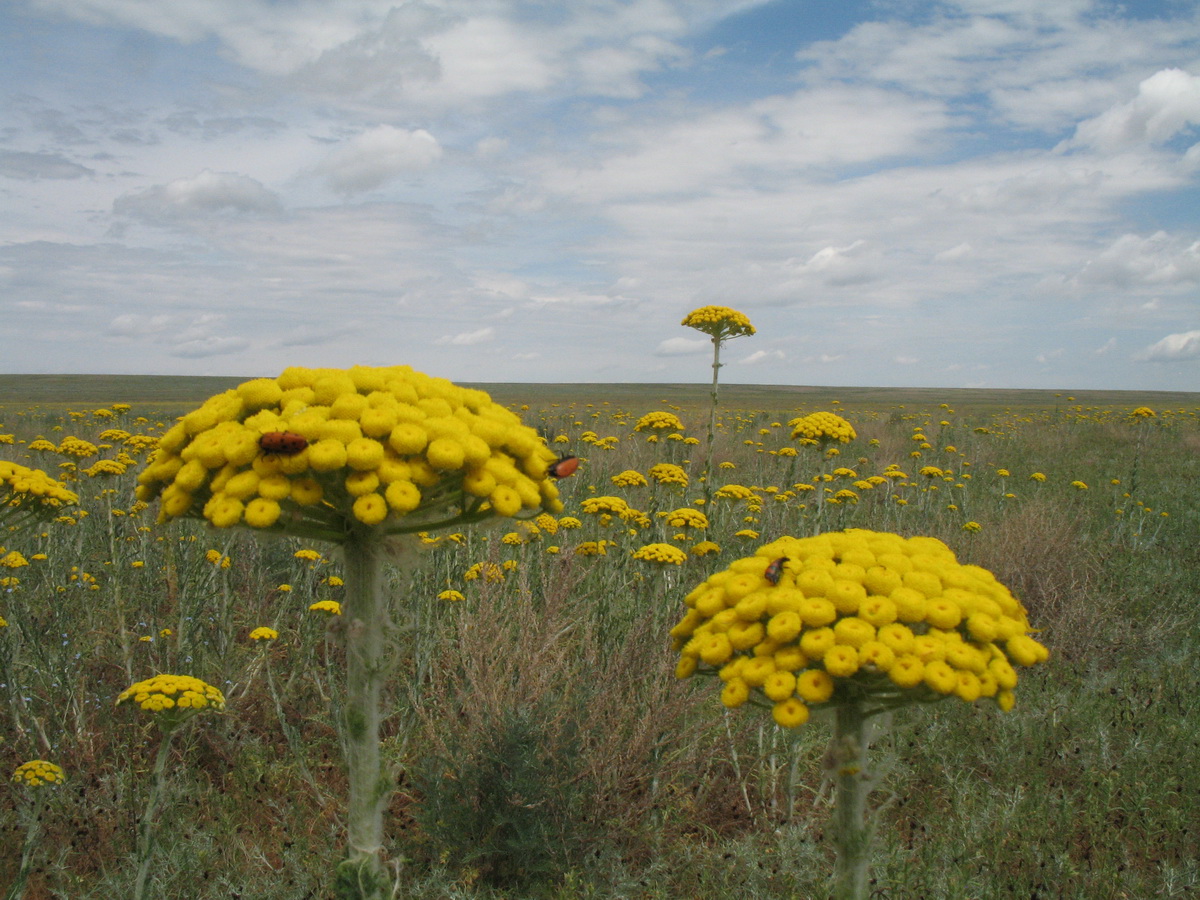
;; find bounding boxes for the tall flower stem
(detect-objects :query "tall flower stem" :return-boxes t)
[4,795,47,900]
[334,526,393,900]
[133,728,177,900]
[829,701,872,900]
[702,334,722,507]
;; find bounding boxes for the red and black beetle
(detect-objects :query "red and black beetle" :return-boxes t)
[547,455,580,479]
[258,431,309,455]
[764,556,790,586]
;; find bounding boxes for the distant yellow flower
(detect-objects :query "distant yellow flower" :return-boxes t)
[116,674,225,732]
[12,760,65,788]
[611,469,648,487]
[634,411,685,432]
[249,626,279,641]
[632,543,688,565]
[309,600,342,615]
[790,412,856,445]
[647,463,688,486]
[437,590,465,602]
[681,305,756,340]
[665,507,709,529]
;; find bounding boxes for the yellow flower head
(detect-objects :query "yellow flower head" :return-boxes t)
[672,528,1048,727]
[632,542,688,565]
[249,626,279,641]
[634,411,685,432]
[611,469,649,487]
[789,412,856,446]
[135,366,563,539]
[0,460,79,520]
[681,305,756,340]
[116,674,226,732]
[647,463,689,487]
[309,599,342,615]
[12,759,66,788]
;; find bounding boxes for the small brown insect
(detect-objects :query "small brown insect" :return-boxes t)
[764,556,789,586]
[547,455,580,479]
[258,431,308,455]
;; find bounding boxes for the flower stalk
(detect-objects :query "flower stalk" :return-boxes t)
[334,527,394,899]
[829,700,872,900]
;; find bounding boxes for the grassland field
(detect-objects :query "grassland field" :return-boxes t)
[0,373,1198,899]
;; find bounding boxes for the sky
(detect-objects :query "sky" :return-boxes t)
[2,0,1200,391]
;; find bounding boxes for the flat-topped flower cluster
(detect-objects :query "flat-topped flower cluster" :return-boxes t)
[672,529,1049,728]
[135,366,563,537]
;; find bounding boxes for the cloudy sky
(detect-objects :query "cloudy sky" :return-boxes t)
[2,0,1199,390]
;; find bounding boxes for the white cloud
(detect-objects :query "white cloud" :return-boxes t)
[314,126,443,194]
[437,326,494,346]
[114,170,281,221]
[934,243,972,263]
[1137,330,1200,362]
[738,349,784,365]
[0,150,93,180]
[1075,232,1200,288]
[171,336,252,358]
[107,313,172,336]
[1068,68,1200,151]
[654,337,710,356]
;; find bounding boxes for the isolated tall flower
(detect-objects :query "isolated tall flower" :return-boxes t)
[134,365,566,900]
[682,305,756,504]
[672,528,1048,900]
[117,675,225,900]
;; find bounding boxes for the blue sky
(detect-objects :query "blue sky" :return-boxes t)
[1,0,1199,391]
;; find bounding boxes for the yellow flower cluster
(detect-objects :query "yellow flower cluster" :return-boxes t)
[612,469,648,487]
[438,589,465,602]
[580,496,634,517]
[681,305,757,340]
[84,459,128,477]
[0,460,79,510]
[715,484,757,501]
[633,543,688,565]
[1130,406,1156,418]
[665,507,709,529]
[790,412,856,445]
[57,436,99,458]
[135,366,563,535]
[634,411,685,432]
[672,529,1049,728]
[249,626,279,641]
[647,463,689,486]
[116,675,226,730]
[310,600,342,615]
[12,760,65,788]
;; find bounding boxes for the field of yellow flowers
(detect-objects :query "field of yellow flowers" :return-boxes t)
[1,377,1197,899]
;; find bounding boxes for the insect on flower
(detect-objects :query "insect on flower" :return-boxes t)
[547,455,580,479]
[764,556,790,585]
[258,432,308,455]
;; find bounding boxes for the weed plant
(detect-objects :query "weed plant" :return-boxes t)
[0,391,1196,898]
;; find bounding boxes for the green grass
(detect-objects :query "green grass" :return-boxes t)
[0,379,1197,898]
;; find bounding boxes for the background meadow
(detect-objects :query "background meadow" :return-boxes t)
[1,375,1198,899]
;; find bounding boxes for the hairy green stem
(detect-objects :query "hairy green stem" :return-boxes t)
[829,701,872,900]
[133,728,177,900]
[3,795,47,900]
[334,528,393,900]
[702,335,722,507]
